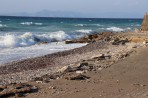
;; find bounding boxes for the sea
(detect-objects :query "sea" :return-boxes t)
[0,16,142,64]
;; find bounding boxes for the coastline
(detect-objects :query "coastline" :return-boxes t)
[1,31,148,97]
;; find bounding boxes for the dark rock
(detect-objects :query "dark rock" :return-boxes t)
[0,88,4,92]
[66,74,90,80]
[65,32,114,44]
[0,83,38,97]
[112,38,129,45]
[15,93,24,97]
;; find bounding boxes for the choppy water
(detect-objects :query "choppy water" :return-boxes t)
[0,16,142,64]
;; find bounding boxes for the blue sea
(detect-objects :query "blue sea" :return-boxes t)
[0,16,142,64]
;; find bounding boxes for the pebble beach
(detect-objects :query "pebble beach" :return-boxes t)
[1,31,148,98]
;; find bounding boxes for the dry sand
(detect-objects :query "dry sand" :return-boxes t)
[24,45,148,98]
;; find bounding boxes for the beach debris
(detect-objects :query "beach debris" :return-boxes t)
[76,70,85,74]
[0,83,38,97]
[92,54,111,60]
[77,62,89,69]
[112,37,129,45]
[132,83,146,87]
[57,66,73,73]
[32,73,62,83]
[91,54,104,59]
[65,74,90,80]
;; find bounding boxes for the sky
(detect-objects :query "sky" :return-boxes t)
[0,0,148,18]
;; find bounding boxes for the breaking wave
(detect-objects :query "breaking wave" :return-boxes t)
[0,29,94,48]
[106,27,131,32]
[0,31,72,48]
[75,29,93,34]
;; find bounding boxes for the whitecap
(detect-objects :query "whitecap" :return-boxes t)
[20,22,33,25]
[106,27,124,32]
[0,24,7,27]
[75,24,84,27]
[48,31,72,42]
[75,29,93,34]
[34,23,43,25]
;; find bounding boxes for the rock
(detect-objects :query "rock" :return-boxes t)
[92,53,111,60]
[91,54,104,59]
[32,73,62,83]
[98,68,103,70]
[130,37,145,43]
[112,38,129,45]
[127,43,139,49]
[65,40,75,44]
[0,88,4,92]
[76,70,84,74]
[15,93,24,97]
[57,66,73,73]
[76,62,93,71]
[66,74,90,80]
[143,41,148,45]
[36,81,43,83]
[65,32,114,44]
[0,83,38,97]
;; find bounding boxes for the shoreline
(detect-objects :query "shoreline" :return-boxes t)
[0,31,147,82]
[1,31,148,97]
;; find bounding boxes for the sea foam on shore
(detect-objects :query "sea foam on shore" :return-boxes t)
[0,42,87,64]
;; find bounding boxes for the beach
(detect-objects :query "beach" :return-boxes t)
[1,30,148,98]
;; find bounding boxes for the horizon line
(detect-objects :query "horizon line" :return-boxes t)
[0,15,143,19]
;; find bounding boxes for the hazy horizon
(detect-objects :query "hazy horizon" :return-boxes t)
[0,0,148,18]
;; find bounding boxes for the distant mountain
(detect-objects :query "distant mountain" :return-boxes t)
[3,10,85,18]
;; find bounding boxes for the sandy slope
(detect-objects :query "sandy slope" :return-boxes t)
[24,46,148,98]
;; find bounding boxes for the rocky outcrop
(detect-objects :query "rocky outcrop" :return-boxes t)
[65,32,114,44]
[140,13,148,32]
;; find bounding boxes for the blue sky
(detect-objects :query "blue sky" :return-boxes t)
[0,0,147,18]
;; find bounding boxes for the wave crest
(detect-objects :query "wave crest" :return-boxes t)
[75,29,93,34]
[0,31,74,48]
[106,27,131,32]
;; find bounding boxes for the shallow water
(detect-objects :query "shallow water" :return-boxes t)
[0,42,87,64]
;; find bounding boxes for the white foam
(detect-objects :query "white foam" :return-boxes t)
[20,22,43,26]
[75,24,102,27]
[20,22,33,25]
[107,27,124,32]
[75,24,84,27]
[0,24,7,27]
[75,29,92,34]
[0,42,87,64]
[0,31,75,49]
[34,23,43,25]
